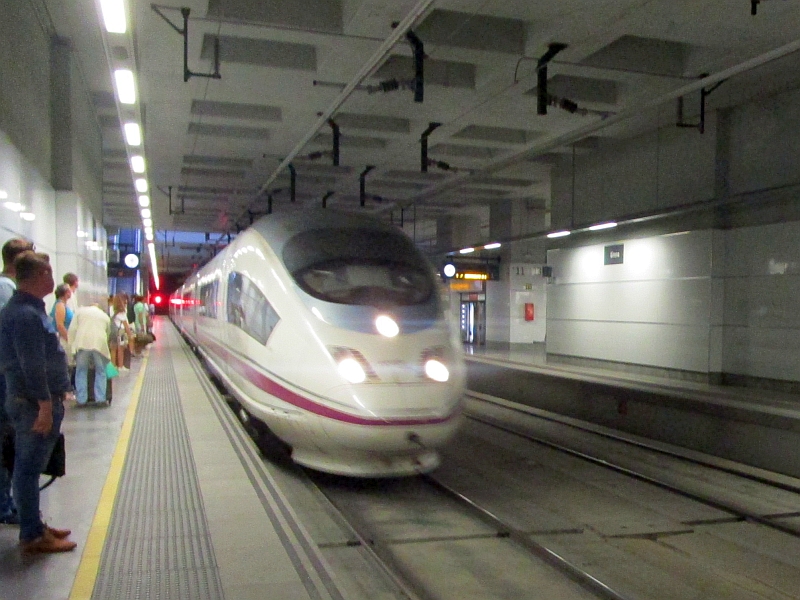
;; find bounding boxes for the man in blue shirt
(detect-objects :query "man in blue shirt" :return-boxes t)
[0,237,34,525]
[0,251,76,553]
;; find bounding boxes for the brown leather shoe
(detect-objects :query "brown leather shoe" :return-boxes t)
[45,525,71,539]
[20,530,77,554]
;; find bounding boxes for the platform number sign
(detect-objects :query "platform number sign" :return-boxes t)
[604,244,624,265]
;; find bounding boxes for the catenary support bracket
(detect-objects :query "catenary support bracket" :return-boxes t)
[420,122,442,172]
[359,165,375,207]
[328,119,340,166]
[288,164,296,202]
[536,43,568,115]
[676,77,726,134]
[406,30,425,103]
[151,6,221,82]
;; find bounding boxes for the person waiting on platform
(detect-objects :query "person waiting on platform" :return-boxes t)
[133,295,148,334]
[50,283,73,355]
[68,304,111,406]
[63,273,78,312]
[0,237,35,525]
[110,294,133,372]
[0,251,76,553]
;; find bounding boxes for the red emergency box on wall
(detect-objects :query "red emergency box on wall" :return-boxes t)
[524,303,534,321]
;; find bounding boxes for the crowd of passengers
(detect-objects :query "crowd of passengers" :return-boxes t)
[0,237,154,554]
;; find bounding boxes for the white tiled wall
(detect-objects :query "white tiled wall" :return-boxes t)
[485,280,510,343]
[0,129,107,308]
[720,221,800,381]
[546,230,714,372]
[508,264,547,344]
[546,224,800,383]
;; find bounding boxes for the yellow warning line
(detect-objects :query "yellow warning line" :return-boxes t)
[69,355,149,600]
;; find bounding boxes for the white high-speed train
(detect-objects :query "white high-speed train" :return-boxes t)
[171,209,465,477]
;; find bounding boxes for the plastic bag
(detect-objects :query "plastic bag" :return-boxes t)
[105,362,120,379]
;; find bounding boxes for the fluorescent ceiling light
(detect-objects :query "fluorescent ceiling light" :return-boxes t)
[130,155,145,173]
[124,122,141,146]
[135,178,148,193]
[148,242,159,289]
[137,195,150,207]
[3,202,24,212]
[100,0,127,33]
[483,242,501,250]
[142,218,152,228]
[20,212,36,221]
[459,247,475,254]
[547,230,571,238]
[140,208,151,219]
[114,69,136,104]
[145,231,154,241]
[588,222,617,231]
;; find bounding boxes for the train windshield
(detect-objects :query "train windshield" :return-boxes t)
[284,228,434,307]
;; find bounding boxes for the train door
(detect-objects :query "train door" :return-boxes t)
[460,297,486,345]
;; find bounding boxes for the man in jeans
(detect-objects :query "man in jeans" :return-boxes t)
[0,238,35,525]
[0,251,75,553]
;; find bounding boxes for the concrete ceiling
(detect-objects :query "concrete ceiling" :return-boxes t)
[45,0,800,275]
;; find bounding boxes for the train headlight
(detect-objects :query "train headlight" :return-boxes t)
[424,359,450,382]
[338,358,366,384]
[375,315,399,338]
[330,346,378,383]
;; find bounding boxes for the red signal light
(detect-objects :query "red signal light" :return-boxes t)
[154,295,163,304]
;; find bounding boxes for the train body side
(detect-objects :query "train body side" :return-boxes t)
[171,211,465,476]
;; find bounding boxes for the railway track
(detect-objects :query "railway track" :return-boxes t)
[309,470,626,600]
[464,391,800,538]
[194,338,800,599]
[303,393,800,599]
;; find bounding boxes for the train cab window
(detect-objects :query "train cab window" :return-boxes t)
[199,281,219,318]
[284,228,434,307]
[227,272,279,345]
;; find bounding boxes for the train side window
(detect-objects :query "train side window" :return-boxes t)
[199,280,219,318]
[227,271,279,345]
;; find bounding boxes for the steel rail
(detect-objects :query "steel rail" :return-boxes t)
[420,474,635,600]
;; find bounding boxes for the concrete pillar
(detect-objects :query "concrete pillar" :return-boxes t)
[54,191,108,307]
[709,110,732,381]
[435,216,455,252]
[50,36,72,191]
[489,200,512,241]
[714,108,732,200]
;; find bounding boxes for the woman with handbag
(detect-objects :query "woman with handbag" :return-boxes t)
[110,294,134,372]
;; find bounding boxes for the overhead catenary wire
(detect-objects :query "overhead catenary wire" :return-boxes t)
[256,0,436,196]
[399,35,800,208]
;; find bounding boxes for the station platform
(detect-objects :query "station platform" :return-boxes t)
[0,318,351,600]
[464,342,800,480]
